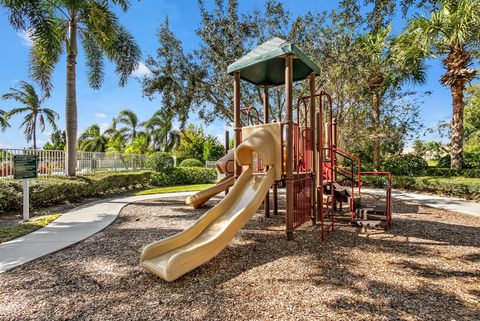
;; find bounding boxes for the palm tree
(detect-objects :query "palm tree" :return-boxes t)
[2,81,58,149]
[78,124,108,152]
[125,133,151,155]
[402,0,480,169]
[0,109,9,131]
[357,25,426,170]
[118,109,142,142]
[143,110,180,152]
[1,1,141,175]
[104,117,127,141]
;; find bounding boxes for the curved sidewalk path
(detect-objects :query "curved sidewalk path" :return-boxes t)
[0,191,196,273]
[363,188,480,218]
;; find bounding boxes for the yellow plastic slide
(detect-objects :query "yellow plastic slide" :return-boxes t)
[185,175,234,208]
[140,123,282,281]
[185,150,235,208]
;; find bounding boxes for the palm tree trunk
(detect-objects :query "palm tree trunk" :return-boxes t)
[66,53,77,176]
[372,92,381,171]
[450,80,464,170]
[32,115,37,150]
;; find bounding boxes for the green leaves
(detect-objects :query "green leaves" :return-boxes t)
[0,109,10,131]
[78,124,108,152]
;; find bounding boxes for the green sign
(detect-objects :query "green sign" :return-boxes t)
[14,155,38,179]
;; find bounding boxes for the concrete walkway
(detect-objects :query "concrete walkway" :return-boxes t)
[0,191,196,273]
[363,188,480,218]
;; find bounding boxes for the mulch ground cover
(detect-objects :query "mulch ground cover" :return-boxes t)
[0,192,479,320]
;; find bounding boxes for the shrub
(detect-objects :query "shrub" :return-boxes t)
[382,154,428,176]
[461,169,480,178]
[436,152,480,169]
[361,175,480,200]
[0,171,153,215]
[146,152,174,173]
[179,158,204,167]
[424,168,460,177]
[150,167,216,187]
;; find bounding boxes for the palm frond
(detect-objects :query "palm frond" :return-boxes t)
[79,26,105,89]
[29,16,64,96]
[0,109,10,131]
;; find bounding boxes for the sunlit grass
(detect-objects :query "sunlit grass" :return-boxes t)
[132,184,213,196]
[0,214,60,243]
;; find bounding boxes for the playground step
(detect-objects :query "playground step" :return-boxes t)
[353,219,384,229]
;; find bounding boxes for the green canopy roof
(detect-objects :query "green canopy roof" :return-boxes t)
[227,37,320,86]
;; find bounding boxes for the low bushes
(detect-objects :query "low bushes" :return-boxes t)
[150,167,217,187]
[361,175,480,200]
[179,158,204,167]
[382,154,428,176]
[0,171,152,214]
[146,152,174,172]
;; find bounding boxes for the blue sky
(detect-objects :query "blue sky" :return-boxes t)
[0,0,452,149]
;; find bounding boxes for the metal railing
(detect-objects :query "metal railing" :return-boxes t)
[0,148,147,179]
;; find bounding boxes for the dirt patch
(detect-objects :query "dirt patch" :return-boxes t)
[0,193,479,320]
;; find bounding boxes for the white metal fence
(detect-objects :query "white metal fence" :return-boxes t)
[0,148,147,179]
[205,160,217,169]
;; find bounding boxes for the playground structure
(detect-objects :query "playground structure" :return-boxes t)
[141,38,392,281]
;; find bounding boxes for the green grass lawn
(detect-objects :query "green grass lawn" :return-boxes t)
[0,214,60,243]
[132,184,214,196]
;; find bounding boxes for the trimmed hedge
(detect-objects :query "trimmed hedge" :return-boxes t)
[179,158,204,167]
[150,167,216,187]
[0,171,152,214]
[361,175,480,200]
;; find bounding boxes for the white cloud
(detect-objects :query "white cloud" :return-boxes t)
[95,112,107,118]
[17,30,33,47]
[132,61,152,77]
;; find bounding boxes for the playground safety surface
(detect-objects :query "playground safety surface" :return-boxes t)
[0,194,479,320]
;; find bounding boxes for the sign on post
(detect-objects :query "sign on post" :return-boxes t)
[13,155,38,221]
[14,155,38,179]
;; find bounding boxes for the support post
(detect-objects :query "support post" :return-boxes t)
[309,73,316,224]
[225,130,230,155]
[233,71,241,180]
[263,85,270,218]
[23,179,29,221]
[285,56,294,240]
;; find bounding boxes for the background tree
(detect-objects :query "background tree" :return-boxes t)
[143,110,180,152]
[118,109,142,142]
[356,25,426,170]
[175,124,224,162]
[2,81,58,149]
[0,109,9,131]
[142,17,201,127]
[104,117,126,142]
[1,0,141,175]
[402,0,480,169]
[43,129,66,150]
[125,133,151,155]
[78,124,108,152]
[463,83,480,152]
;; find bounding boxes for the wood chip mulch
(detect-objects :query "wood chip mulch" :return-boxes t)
[0,193,479,321]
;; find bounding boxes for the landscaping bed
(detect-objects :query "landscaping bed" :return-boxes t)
[363,175,480,201]
[0,168,216,215]
[0,194,478,320]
